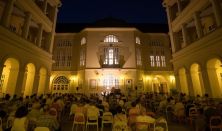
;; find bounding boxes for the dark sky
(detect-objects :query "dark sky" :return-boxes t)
[57,0,167,24]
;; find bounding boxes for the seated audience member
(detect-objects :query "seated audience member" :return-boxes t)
[36,105,60,131]
[128,101,140,126]
[11,106,29,131]
[28,102,41,121]
[173,99,185,118]
[136,108,156,130]
[113,106,128,131]
[87,102,99,117]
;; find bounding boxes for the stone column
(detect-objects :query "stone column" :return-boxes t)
[200,68,212,97]
[1,0,16,27]
[166,6,177,53]
[32,72,40,95]
[43,0,48,14]
[48,6,58,53]
[177,0,182,13]
[186,72,194,97]
[210,0,222,27]
[36,24,43,47]
[22,12,32,39]
[181,24,189,47]
[44,74,50,94]
[15,66,27,97]
[193,12,203,38]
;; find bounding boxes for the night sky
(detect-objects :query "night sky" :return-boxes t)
[57,0,167,24]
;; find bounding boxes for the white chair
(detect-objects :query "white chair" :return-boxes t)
[72,113,85,131]
[101,112,113,131]
[34,127,50,131]
[187,107,198,126]
[155,117,168,131]
[86,114,98,131]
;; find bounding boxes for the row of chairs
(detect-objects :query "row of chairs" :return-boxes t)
[72,112,113,131]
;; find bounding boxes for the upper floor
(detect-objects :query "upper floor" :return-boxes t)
[0,0,61,53]
[52,28,173,72]
[163,0,222,54]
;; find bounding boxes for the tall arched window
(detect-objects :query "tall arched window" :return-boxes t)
[81,37,86,45]
[53,76,69,91]
[104,35,118,43]
[103,35,119,66]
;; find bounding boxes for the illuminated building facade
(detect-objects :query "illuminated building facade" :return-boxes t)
[0,0,61,97]
[163,0,222,98]
[51,27,175,96]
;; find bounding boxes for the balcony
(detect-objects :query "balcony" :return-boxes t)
[99,55,125,68]
[16,0,53,32]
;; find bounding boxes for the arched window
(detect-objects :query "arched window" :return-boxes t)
[104,35,118,43]
[53,76,69,91]
[81,37,86,45]
[136,37,141,44]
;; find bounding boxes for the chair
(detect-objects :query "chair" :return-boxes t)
[155,117,168,131]
[209,116,222,131]
[72,113,85,131]
[34,127,50,131]
[187,107,198,126]
[49,108,58,119]
[101,112,113,131]
[28,103,33,111]
[165,105,173,120]
[112,121,128,131]
[128,113,138,126]
[86,114,98,131]
[135,122,153,131]
[6,116,15,129]
[174,108,185,123]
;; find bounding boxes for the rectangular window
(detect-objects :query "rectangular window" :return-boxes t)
[156,56,160,67]
[80,48,85,66]
[161,56,166,67]
[136,48,142,66]
[150,56,155,67]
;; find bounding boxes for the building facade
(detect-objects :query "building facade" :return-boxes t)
[163,0,222,98]
[0,0,61,97]
[51,28,175,96]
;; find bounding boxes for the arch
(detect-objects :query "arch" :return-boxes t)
[152,75,168,94]
[37,67,47,96]
[207,58,222,98]
[81,37,86,45]
[23,63,36,97]
[178,68,189,95]
[52,76,70,93]
[1,58,19,96]
[190,63,204,96]
[104,35,118,43]
[136,37,141,44]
